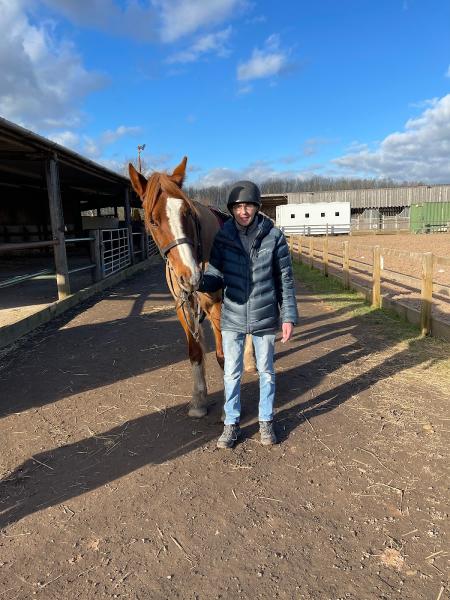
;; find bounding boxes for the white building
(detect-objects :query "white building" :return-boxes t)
[276,202,351,235]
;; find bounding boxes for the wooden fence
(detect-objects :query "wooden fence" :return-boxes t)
[287,235,450,337]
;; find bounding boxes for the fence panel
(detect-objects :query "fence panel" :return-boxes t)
[287,234,450,339]
[102,228,131,277]
[148,234,159,257]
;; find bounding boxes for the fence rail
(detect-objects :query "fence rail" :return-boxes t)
[281,223,350,236]
[288,234,450,337]
[101,228,131,277]
[148,235,159,257]
[0,227,161,295]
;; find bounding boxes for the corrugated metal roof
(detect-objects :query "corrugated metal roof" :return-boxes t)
[285,185,450,208]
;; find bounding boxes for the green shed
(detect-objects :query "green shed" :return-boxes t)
[410,202,450,233]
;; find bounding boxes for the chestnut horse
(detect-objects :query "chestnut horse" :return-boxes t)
[129,157,255,418]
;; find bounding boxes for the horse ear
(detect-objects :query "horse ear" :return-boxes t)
[170,156,188,187]
[129,163,147,198]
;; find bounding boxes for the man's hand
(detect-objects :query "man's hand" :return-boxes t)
[281,322,294,344]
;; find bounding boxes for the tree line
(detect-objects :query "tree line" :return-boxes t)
[185,176,422,209]
[123,157,421,210]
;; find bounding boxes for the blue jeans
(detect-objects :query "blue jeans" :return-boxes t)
[222,330,276,425]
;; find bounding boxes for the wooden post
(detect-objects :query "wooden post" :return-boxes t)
[124,188,135,265]
[343,241,350,288]
[420,252,433,336]
[90,228,102,282]
[139,229,146,260]
[372,245,381,308]
[323,236,329,277]
[298,235,303,264]
[309,237,314,269]
[45,156,70,299]
[143,229,150,259]
[294,235,300,263]
[288,234,294,255]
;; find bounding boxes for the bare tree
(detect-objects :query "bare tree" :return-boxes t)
[185,177,423,210]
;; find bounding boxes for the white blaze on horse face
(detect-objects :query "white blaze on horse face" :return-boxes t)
[166,197,201,288]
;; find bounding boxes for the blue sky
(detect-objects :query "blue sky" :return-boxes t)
[1,0,449,185]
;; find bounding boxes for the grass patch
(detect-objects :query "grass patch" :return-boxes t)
[293,261,450,383]
[293,262,371,314]
[294,262,415,332]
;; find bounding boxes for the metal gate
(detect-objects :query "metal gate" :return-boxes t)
[101,228,131,277]
[148,235,159,257]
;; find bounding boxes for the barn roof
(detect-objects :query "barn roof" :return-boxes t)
[262,184,450,209]
[0,116,139,210]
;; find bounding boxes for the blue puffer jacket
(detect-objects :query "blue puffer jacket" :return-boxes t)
[199,215,298,334]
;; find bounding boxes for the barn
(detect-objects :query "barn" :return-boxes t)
[0,117,161,347]
[262,185,450,233]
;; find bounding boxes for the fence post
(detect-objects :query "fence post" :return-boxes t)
[90,229,102,282]
[343,241,350,288]
[420,252,433,336]
[298,235,303,263]
[124,188,135,265]
[309,237,314,269]
[293,235,299,263]
[45,155,71,299]
[372,245,381,308]
[323,236,329,277]
[289,235,294,256]
[143,229,149,259]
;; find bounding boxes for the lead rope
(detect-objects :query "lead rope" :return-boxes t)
[166,262,202,341]
[164,212,204,342]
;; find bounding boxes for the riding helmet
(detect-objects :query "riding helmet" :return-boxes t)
[226,180,262,213]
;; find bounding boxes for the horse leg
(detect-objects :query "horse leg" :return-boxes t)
[176,306,208,418]
[243,334,257,373]
[199,295,224,369]
[199,293,254,373]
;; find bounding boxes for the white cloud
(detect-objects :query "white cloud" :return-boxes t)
[99,126,142,147]
[47,130,80,148]
[82,125,142,159]
[156,0,246,42]
[40,0,247,43]
[193,160,304,187]
[46,125,142,167]
[0,0,105,130]
[166,27,231,64]
[302,137,335,157]
[445,65,450,78]
[39,0,159,43]
[333,94,450,183]
[237,84,253,95]
[237,34,289,81]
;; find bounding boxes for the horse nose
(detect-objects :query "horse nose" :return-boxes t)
[190,269,201,289]
[179,269,201,291]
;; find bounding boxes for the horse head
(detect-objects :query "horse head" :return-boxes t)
[129,157,202,292]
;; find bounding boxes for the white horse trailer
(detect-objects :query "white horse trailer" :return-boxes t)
[276,202,351,235]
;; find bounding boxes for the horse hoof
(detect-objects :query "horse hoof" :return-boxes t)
[188,406,207,418]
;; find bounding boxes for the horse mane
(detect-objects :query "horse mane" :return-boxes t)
[143,171,198,229]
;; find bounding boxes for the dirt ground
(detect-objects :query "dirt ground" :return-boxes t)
[0,264,449,599]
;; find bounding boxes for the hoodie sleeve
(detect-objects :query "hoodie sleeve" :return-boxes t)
[273,231,299,325]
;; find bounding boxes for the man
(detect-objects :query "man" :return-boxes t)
[199,180,298,448]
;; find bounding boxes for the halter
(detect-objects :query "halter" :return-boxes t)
[147,192,205,342]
